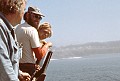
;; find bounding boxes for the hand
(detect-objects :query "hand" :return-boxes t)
[22,72,31,81]
[32,77,37,81]
[19,72,31,81]
[46,42,52,47]
[35,64,41,71]
[40,40,47,46]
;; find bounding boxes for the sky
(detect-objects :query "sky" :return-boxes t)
[26,0,120,47]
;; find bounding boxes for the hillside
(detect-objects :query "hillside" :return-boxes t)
[52,40,120,59]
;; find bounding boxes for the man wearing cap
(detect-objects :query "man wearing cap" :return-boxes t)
[15,6,52,76]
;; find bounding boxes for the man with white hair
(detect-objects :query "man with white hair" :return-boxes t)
[0,0,30,81]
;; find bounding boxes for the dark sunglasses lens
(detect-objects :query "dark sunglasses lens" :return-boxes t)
[35,15,42,20]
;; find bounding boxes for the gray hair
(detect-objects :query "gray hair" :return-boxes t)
[0,0,26,14]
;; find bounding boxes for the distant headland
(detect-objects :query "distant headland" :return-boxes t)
[52,40,120,59]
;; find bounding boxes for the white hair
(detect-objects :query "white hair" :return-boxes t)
[0,0,26,14]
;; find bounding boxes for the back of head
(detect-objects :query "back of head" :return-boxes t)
[0,0,26,14]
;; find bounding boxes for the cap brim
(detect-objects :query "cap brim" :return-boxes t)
[31,11,45,17]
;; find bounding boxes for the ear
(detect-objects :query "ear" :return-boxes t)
[23,12,29,20]
[26,12,29,19]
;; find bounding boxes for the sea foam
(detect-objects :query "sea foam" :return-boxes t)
[51,57,82,61]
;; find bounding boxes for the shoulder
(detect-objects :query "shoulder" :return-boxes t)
[16,22,37,32]
[0,18,7,30]
[0,18,10,36]
[18,22,37,31]
[17,22,28,28]
[0,18,11,47]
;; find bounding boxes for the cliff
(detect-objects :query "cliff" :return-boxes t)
[52,40,120,59]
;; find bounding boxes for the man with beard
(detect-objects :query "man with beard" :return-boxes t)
[15,6,52,76]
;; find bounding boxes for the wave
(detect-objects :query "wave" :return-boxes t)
[51,57,83,61]
[51,59,59,61]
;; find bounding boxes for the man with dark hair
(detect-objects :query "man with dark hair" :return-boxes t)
[0,0,30,81]
[15,6,52,76]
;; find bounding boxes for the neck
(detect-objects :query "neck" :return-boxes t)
[5,13,20,26]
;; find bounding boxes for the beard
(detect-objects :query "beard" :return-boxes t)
[27,17,39,29]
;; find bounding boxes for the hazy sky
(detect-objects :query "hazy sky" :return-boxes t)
[26,0,120,47]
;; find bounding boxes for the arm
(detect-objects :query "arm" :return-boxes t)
[30,50,53,81]
[32,42,52,60]
[32,46,47,60]
[29,28,52,61]
[18,70,31,81]
[0,27,19,81]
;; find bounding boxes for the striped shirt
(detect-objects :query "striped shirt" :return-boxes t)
[0,13,20,81]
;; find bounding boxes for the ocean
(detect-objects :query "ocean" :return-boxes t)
[45,53,120,81]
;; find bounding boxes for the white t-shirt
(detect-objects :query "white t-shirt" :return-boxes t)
[15,22,41,63]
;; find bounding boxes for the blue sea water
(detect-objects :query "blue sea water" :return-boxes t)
[45,53,120,81]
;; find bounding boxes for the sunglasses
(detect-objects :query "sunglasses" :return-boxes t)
[30,13,42,20]
[34,15,42,20]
